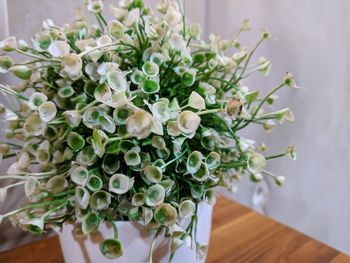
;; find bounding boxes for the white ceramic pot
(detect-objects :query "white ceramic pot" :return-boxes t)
[59,203,213,263]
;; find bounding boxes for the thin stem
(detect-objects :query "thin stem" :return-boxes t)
[265,153,286,160]
[161,149,188,169]
[78,42,118,57]
[237,82,285,130]
[2,153,17,159]
[148,227,163,263]
[219,161,246,169]
[1,198,70,220]
[15,49,59,62]
[234,37,264,84]
[108,134,133,143]
[197,108,223,116]
[3,181,25,190]
[181,0,186,39]
[0,84,29,101]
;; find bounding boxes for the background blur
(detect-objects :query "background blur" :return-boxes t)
[1,0,350,255]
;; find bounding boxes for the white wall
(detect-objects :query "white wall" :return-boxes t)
[209,0,350,255]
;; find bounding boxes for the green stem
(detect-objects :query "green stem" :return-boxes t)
[265,153,286,160]
[2,153,17,159]
[197,108,223,116]
[148,227,163,263]
[237,82,285,130]
[15,49,59,62]
[161,149,188,169]
[234,37,264,84]
[219,161,246,169]
[0,84,29,101]
[1,198,70,220]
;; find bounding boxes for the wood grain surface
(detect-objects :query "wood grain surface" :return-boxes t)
[0,197,348,263]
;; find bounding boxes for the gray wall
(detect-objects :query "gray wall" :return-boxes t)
[209,0,350,255]
[1,0,350,256]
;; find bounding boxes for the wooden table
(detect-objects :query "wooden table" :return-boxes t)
[0,197,349,263]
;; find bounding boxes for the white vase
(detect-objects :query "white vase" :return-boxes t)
[59,203,213,263]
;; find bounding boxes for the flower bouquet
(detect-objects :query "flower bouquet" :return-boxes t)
[0,0,297,262]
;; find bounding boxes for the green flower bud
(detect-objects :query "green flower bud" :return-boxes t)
[102,154,120,175]
[70,166,89,186]
[145,184,165,206]
[109,173,134,194]
[0,56,14,73]
[131,193,146,207]
[82,212,100,235]
[187,151,203,174]
[179,200,196,219]
[143,165,163,184]
[87,175,103,192]
[247,153,266,174]
[75,186,90,209]
[46,175,68,194]
[142,61,159,77]
[154,203,177,226]
[130,69,146,85]
[124,150,141,166]
[10,65,32,80]
[192,163,209,182]
[67,132,85,151]
[77,145,98,166]
[100,239,123,259]
[205,152,221,170]
[141,79,160,94]
[58,86,75,98]
[90,190,111,210]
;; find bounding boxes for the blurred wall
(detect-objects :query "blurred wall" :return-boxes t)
[208,0,350,255]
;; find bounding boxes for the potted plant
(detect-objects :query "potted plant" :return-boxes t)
[0,0,298,262]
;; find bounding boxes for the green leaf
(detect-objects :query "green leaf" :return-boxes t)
[245,90,260,104]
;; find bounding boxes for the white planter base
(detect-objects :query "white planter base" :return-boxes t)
[59,204,213,263]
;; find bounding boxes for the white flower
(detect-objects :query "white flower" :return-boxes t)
[0,36,17,51]
[188,91,205,110]
[196,244,208,260]
[62,53,82,78]
[63,110,81,128]
[70,166,89,186]
[39,101,57,122]
[109,173,134,194]
[87,0,104,13]
[108,20,125,39]
[124,8,140,27]
[90,191,111,210]
[145,184,165,206]
[126,109,154,139]
[179,200,195,219]
[177,111,201,135]
[164,6,182,27]
[154,203,177,226]
[25,176,39,197]
[48,41,70,57]
[247,153,266,174]
[24,112,46,136]
[96,35,112,46]
[106,70,127,92]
